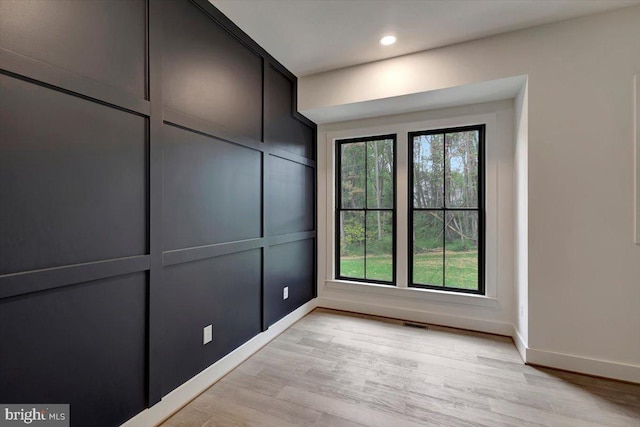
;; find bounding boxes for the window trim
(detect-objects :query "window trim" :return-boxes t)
[322,111,500,304]
[408,125,486,295]
[335,134,397,286]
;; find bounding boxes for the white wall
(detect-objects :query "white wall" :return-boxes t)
[318,100,515,336]
[514,82,529,355]
[302,6,640,381]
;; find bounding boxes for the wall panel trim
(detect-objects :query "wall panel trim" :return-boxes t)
[0,48,150,117]
[0,255,150,299]
[189,0,296,84]
[163,238,265,267]
[293,111,315,129]
[163,108,264,153]
[267,231,316,247]
[269,148,316,168]
[161,109,316,167]
[147,0,164,406]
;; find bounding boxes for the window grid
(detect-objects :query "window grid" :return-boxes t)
[408,125,485,294]
[335,134,397,286]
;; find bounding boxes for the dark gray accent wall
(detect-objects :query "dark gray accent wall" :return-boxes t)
[268,156,315,236]
[0,273,147,427]
[0,1,316,426]
[266,65,315,159]
[162,250,262,395]
[0,0,147,98]
[266,239,315,326]
[162,0,263,141]
[162,124,262,250]
[0,74,148,275]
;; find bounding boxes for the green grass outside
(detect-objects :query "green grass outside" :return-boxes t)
[340,251,478,290]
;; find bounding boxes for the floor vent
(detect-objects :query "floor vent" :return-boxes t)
[403,322,428,329]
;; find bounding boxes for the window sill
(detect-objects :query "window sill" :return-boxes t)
[325,279,499,308]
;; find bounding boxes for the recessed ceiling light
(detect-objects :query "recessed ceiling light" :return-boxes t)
[380,35,396,46]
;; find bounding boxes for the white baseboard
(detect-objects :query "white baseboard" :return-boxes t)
[120,299,318,427]
[512,325,527,363]
[509,324,639,384]
[525,347,640,384]
[317,297,513,336]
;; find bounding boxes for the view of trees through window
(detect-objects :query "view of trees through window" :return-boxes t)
[411,126,484,292]
[337,135,395,284]
[335,126,483,294]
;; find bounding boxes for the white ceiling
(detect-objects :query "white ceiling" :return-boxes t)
[211,0,639,77]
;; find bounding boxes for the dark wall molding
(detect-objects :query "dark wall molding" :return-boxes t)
[0,0,316,424]
[0,255,151,300]
[163,108,264,153]
[0,49,151,117]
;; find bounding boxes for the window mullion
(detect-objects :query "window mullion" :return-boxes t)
[442,132,447,289]
[364,141,368,280]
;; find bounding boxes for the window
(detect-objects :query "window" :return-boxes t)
[409,125,485,293]
[336,135,396,285]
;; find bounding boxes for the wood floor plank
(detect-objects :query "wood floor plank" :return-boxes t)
[205,382,322,426]
[314,413,369,427]
[487,398,622,427]
[159,309,639,427]
[162,407,212,427]
[216,371,286,398]
[191,392,303,427]
[277,385,426,427]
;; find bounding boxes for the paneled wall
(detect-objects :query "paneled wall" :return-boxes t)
[0,1,316,425]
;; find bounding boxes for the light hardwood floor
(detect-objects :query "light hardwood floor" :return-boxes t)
[160,308,640,427]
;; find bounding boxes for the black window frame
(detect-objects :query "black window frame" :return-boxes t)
[335,134,397,286]
[408,125,485,294]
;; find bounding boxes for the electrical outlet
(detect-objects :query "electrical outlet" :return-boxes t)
[520,305,524,317]
[203,324,212,345]
[283,286,289,300]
